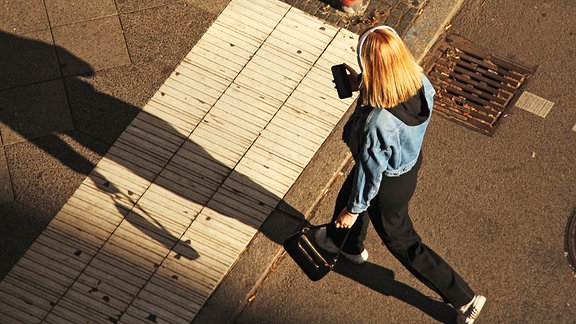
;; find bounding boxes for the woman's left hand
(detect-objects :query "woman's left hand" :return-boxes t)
[343,63,360,92]
[335,207,358,228]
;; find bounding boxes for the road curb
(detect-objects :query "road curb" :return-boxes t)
[406,0,465,63]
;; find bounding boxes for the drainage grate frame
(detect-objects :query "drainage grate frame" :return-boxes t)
[423,35,536,135]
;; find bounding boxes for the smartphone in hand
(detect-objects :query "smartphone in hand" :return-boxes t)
[331,64,352,99]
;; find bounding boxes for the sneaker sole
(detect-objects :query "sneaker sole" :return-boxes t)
[341,250,368,264]
[457,295,486,324]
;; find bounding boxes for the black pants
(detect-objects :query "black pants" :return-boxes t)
[327,154,474,308]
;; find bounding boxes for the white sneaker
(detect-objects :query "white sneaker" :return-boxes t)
[314,227,368,264]
[342,248,369,264]
[457,295,486,324]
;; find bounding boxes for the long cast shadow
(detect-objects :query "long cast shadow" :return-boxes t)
[0,30,303,281]
[334,261,456,323]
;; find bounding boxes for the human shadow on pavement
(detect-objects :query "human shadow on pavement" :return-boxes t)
[0,30,304,281]
[334,261,456,323]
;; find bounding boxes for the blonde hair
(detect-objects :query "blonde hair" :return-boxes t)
[359,27,423,108]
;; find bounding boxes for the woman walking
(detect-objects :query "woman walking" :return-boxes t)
[315,26,486,323]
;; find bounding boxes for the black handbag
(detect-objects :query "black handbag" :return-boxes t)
[283,223,351,281]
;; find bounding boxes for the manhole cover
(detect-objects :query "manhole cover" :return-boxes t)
[424,35,536,135]
[565,208,576,276]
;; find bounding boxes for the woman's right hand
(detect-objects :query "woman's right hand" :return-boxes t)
[334,207,359,229]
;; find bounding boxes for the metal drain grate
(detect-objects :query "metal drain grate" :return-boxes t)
[424,35,536,135]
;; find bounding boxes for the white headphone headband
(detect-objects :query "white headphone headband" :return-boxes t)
[356,25,399,71]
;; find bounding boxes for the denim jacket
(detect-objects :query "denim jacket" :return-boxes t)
[344,76,435,214]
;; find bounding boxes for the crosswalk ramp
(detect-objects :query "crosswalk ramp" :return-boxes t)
[0,0,359,322]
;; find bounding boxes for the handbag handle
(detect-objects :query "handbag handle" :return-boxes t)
[300,222,353,267]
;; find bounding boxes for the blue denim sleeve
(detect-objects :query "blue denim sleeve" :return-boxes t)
[347,145,390,214]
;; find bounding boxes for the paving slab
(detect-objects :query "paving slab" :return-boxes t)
[0,30,60,90]
[0,80,73,144]
[44,0,118,27]
[64,65,159,145]
[120,2,222,78]
[0,0,49,35]
[52,16,130,76]
[4,131,106,216]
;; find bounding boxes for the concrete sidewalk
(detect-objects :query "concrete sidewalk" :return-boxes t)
[0,0,463,322]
